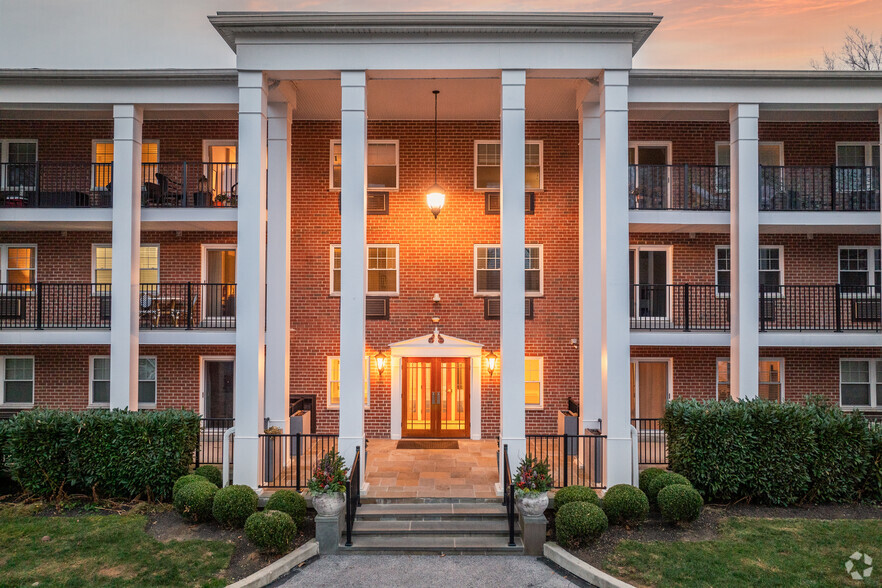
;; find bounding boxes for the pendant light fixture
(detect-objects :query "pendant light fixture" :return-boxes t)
[426,90,446,218]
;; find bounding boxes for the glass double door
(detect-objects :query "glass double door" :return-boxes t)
[402,358,469,438]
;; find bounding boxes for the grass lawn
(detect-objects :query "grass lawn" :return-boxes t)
[605,517,882,588]
[0,505,234,587]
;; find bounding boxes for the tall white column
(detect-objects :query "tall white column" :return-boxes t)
[234,71,268,488]
[878,109,881,262]
[499,69,527,477]
[579,100,603,432]
[266,101,293,432]
[730,104,760,401]
[599,71,632,487]
[338,71,367,476]
[109,104,142,410]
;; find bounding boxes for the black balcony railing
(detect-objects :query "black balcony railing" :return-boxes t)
[195,417,235,467]
[138,283,236,329]
[628,164,730,211]
[0,283,111,329]
[630,284,730,331]
[141,162,238,208]
[257,433,338,489]
[631,418,667,465]
[0,162,113,208]
[759,166,880,211]
[525,433,605,489]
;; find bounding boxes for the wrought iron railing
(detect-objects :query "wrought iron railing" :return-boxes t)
[0,162,113,208]
[195,417,235,467]
[525,434,606,489]
[759,165,880,211]
[630,284,729,331]
[0,283,111,329]
[344,446,361,547]
[138,283,236,330]
[628,164,730,211]
[502,444,516,547]
[141,162,238,208]
[631,418,667,465]
[257,433,338,489]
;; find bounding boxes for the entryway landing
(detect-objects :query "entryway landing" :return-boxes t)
[365,439,498,499]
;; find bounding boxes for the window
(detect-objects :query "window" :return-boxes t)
[0,245,36,291]
[138,357,157,406]
[474,141,543,190]
[0,140,38,191]
[716,142,784,167]
[840,359,882,408]
[331,141,399,190]
[330,245,399,296]
[2,356,34,406]
[92,244,159,287]
[92,140,159,190]
[716,359,783,401]
[90,356,110,405]
[836,143,881,168]
[839,247,881,295]
[525,357,543,409]
[714,246,783,296]
[474,245,543,297]
[326,356,370,408]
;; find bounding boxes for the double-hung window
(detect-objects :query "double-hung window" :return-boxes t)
[715,246,783,296]
[716,358,783,401]
[330,245,399,296]
[92,140,159,190]
[92,244,159,292]
[836,143,881,193]
[0,245,37,292]
[525,357,543,409]
[326,356,370,408]
[0,139,38,192]
[839,247,881,296]
[474,141,543,190]
[90,356,155,407]
[1,356,34,406]
[474,245,543,297]
[330,141,398,190]
[840,359,882,408]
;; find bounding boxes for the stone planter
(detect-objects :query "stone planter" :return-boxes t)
[313,491,346,516]
[516,491,548,517]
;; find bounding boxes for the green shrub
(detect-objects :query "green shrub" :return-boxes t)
[213,485,258,528]
[556,502,608,548]
[602,484,649,527]
[657,484,704,523]
[4,408,200,501]
[194,465,223,488]
[174,480,217,522]
[173,474,213,499]
[647,472,692,506]
[265,490,307,527]
[554,485,599,509]
[245,510,297,553]
[862,424,882,503]
[806,404,871,503]
[639,468,667,495]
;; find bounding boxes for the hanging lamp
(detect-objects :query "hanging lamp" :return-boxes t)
[426,90,446,218]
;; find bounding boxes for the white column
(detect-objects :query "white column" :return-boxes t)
[878,109,881,262]
[338,71,367,475]
[579,100,603,431]
[266,101,293,432]
[499,69,527,477]
[730,104,760,401]
[109,104,142,410]
[599,71,632,487]
[233,71,268,488]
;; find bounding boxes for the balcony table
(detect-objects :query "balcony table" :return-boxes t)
[150,296,184,327]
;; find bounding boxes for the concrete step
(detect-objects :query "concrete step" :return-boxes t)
[354,503,508,522]
[360,496,501,505]
[339,533,524,555]
[351,519,516,536]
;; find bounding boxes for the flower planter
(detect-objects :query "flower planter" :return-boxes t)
[313,491,346,516]
[516,491,548,517]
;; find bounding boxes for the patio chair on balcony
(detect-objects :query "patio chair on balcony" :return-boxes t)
[155,173,183,207]
[170,294,197,328]
[139,292,158,327]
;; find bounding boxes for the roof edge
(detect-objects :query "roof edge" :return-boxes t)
[630,68,882,82]
[0,69,238,83]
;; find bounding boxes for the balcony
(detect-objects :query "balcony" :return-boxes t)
[630,284,881,332]
[141,162,237,208]
[138,283,236,330]
[628,164,730,211]
[0,163,112,208]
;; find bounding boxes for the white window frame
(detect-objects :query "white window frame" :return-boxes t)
[473,244,544,297]
[838,246,881,297]
[202,139,237,163]
[839,358,881,409]
[525,356,544,410]
[91,243,160,293]
[326,356,370,409]
[629,245,673,320]
[473,140,544,191]
[0,355,35,407]
[88,356,158,409]
[714,245,730,298]
[88,355,111,407]
[0,244,37,290]
[138,356,157,409]
[714,245,784,298]
[835,142,880,167]
[0,139,38,190]
[92,139,159,190]
[331,244,400,296]
[628,141,673,165]
[329,140,400,191]
[716,357,785,401]
[715,141,785,167]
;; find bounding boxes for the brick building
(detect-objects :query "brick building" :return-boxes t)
[0,12,880,491]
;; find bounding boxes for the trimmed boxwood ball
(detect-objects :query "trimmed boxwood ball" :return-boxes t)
[245,510,297,554]
[194,465,223,488]
[639,467,667,495]
[265,489,307,527]
[658,484,704,523]
[555,502,608,548]
[647,472,692,506]
[554,485,600,509]
[173,474,214,499]
[602,484,649,527]
[174,480,217,522]
[213,484,259,528]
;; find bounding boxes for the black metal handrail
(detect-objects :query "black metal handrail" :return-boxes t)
[630,284,729,331]
[502,444,516,547]
[526,434,605,489]
[0,283,111,329]
[631,418,667,465]
[628,164,730,211]
[759,165,880,211]
[138,283,236,330]
[345,446,361,547]
[257,433,338,489]
[195,417,235,467]
[0,162,113,208]
[141,161,238,208]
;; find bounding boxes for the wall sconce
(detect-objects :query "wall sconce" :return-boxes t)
[375,351,387,377]
[486,351,498,377]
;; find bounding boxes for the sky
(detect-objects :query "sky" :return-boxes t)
[1,0,881,70]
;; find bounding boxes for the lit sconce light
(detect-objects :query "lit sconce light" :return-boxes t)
[375,350,387,377]
[426,90,446,219]
[486,351,498,377]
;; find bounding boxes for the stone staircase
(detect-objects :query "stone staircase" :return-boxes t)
[339,500,524,554]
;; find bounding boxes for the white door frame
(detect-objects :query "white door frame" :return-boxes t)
[199,355,236,419]
[629,358,673,419]
[629,245,674,322]
[201,244,237,322]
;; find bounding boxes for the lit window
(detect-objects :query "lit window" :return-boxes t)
[92,140,158,190]
[331,141,398,190]
[2,357,34,406]
[474,141,542,190]
[716,359,783,401]
[474,245,543,296]
[0,245,37,292]
[327,356,370,408]
[525,357,543,409]
[92,244,159,288]
[331,245,399,296]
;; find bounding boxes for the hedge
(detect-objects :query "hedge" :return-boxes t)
[663,399,881,506]
[3,408,200,501]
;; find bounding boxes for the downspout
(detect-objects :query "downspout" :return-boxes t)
[222,426,235,487]
[629,424,639,487]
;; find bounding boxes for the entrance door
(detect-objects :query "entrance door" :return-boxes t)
[203,247,236,326]
[630,360,669,421]
[402,357,470,438]
[203,359,235,421]
[629,248,670,320]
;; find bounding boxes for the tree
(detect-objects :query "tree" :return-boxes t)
[812,27,882,71]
